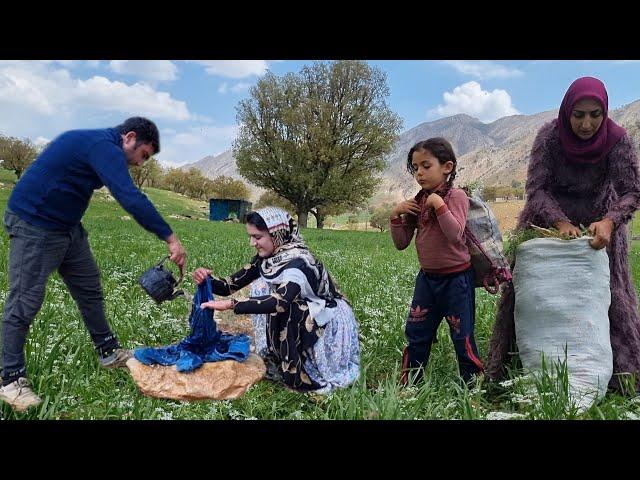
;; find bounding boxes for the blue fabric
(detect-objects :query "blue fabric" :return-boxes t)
[134,278,251,372]
[8,128,172,240]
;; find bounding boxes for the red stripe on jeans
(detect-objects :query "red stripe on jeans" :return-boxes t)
[465,336,484,372]
[400,346,410,386]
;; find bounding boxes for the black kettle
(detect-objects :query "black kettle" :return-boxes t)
[139,256,184,304]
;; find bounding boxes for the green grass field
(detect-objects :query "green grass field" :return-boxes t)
[2,170,640,419]
[0,169,17,185]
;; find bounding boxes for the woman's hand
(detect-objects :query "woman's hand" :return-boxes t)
[192,267,212,285]
[392,199,421,218]
[200,299,234,311]
[554,220,581,238]
[425,193,445,210]
[588,218,614,250]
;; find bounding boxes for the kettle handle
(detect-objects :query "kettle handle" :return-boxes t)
[169,289,185,300]
[157,256,184,285]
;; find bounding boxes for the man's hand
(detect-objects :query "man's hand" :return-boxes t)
[192,267,212,285]
[554,220,581,238]
[200,299,234,311]
[165,233,186,275]
[588,218,614,250]
[392,199,421,218]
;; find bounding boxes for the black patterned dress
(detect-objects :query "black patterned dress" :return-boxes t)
[211,256,324,391]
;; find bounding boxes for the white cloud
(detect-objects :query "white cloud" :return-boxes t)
[0,62,191,124]
[195,60,268,78]
[109,60,178,82]
[217,81,252,95]
[201,125,239,140]
[86,60,102,68]
[157,125,239,166]
[35,136,50,146]
[443,60,523,80]
[429,81,520,123]
[0,62,240,173]
[157,158,189,170]
[75,76,190,120]
[173,132,203,146]
[190,113,214,123]
[0,64,66,115]
[231,82,251,93]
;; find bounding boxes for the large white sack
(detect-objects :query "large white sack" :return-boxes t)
[514,237,612,410]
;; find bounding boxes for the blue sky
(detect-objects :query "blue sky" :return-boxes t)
[1,60,639,168]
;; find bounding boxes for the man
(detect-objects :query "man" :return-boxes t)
[0,117,187,412]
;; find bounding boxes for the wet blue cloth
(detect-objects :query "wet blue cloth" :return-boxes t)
[134,278,251,372]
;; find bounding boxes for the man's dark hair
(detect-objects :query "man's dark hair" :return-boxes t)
[115,117,160,154]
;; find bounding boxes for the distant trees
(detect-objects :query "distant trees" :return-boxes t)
[369,204,394,232]
[209,175,250,200]
[161,168,250,201]
[130,157,163,189]
[0,135,38,179]
[481,184,525,201]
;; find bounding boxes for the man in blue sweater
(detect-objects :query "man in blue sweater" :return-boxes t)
[0,117,187,412]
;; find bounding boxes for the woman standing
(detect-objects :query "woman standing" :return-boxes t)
[486,76,640,391]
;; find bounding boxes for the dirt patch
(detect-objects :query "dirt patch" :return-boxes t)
[487,200,525,234]
[215,286,255,338]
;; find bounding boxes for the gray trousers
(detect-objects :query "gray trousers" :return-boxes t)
[1,210,119,383]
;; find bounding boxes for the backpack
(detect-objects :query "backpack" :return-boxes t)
[461,187,512,294]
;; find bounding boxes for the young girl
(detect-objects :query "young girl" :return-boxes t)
[391,137,483,385]
[194,207,360,394]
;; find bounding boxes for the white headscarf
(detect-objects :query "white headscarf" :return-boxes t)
[254,207,344,314]
[255,206,303,248]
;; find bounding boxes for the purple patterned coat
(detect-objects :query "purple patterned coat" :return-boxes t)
[486,121,640,390]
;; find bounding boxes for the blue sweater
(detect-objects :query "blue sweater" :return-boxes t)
[8,128,172,240]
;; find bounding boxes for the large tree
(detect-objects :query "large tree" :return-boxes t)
[0,135,39,179]
[234,60,402,228]
[254,190,296,213]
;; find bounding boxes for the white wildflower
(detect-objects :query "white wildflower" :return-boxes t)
[486,411,526,420]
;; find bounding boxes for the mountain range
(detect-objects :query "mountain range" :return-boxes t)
[181,100,640,205]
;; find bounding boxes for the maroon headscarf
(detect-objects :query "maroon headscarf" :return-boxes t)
[557,76,626,164]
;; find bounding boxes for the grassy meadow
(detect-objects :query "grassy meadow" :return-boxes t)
[2,169,640,419]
